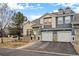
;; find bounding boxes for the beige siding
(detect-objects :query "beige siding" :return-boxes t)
[40,18,43,24]
[40,14,56,28]
[23,22,32,36]
[52,16,56,28]
[40,14,51,25]
[75,29,79,41]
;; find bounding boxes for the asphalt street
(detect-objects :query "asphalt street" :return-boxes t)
[0,48,61,56]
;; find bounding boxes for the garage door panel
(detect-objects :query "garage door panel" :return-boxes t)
[57,31,72,42]
[42,32,53,41]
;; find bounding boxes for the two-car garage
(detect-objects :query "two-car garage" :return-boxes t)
[41,31,73,42]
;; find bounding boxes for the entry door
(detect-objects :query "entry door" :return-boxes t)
[42,32,53,41]
[57,31,72,42]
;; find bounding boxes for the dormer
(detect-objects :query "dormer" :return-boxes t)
[58,8,64,15]
[64,7,74,14]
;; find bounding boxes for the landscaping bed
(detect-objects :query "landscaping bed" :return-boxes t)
[0,38,33,48]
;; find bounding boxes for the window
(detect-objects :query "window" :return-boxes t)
[65,16,71,24]
[58,17,63,24]
[44,17,52,25]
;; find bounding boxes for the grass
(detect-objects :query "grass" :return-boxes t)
[0,37,33,48]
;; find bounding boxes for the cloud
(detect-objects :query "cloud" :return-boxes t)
[8,3,24,10]
[53,9,58,12]
[25,3,44,9]
[50,3,75,8]
[0,0,79,3]
[50,3,79,13]
[27,15,41,21]
[74,7,79,13]
[37,4,41,6]
[58,3,79,13]
[8,3,44,10]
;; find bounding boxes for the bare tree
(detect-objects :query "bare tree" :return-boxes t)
[0,3,14,43]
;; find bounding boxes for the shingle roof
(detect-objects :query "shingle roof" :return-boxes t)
[32,23,42,27]
[32,19,40,24]
[41,28,72,31]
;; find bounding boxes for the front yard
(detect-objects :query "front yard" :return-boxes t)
[0,37,33,48]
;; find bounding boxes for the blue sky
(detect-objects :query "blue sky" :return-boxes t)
[8,3,79,21]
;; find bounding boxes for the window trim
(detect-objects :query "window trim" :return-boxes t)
[65,16,71,24]
[57,17,63,24]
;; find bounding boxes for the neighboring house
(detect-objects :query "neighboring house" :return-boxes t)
[23,21,34,39]
[31,19,42,40]
[72,14,79,42]
[23,7,79,42]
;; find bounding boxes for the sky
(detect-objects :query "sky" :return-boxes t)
[7,3,79,21]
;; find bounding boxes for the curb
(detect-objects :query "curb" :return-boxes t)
[20,49,76,56]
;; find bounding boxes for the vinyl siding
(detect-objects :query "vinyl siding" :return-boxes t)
[23,22,32,36]
[52,16,56,28]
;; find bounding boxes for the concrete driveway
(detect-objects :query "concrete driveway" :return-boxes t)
[23,41,77,55]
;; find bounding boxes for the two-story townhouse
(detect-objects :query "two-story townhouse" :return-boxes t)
[32,7,76,42]
[23,7,79,42]
[72,14,79,43]
[31,13,57,40]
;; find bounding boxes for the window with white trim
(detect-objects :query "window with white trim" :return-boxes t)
[65,16,71,24]
[58,17,63,24]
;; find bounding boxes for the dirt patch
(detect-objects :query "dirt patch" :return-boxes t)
[0,38,33,48]
[72,42,79,54]
[74,45,79,54]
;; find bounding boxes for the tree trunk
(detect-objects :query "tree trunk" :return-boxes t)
[1,29,3,43]
[1,36,3,43]
[18,35,20,40]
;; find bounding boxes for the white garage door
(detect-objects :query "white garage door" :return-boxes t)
[57,31,72,42]
[42,32,53,41]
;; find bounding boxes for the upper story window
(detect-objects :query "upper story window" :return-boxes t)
[58,17,63,24]
[65,16,71,24]
[43,17,52,25]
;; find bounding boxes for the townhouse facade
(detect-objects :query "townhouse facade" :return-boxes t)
[23,7,79,42]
